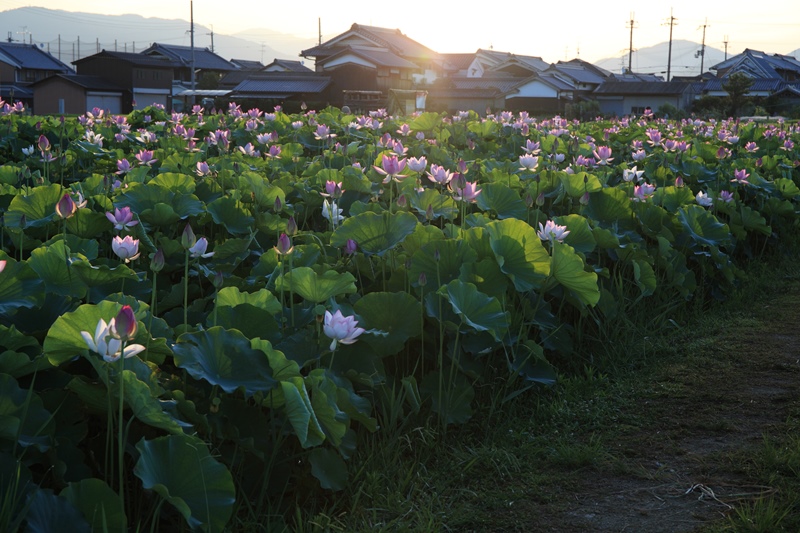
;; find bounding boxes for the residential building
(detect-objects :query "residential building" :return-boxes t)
[31,74,125,114]
[0,41,72,111]
[594,81,697,116]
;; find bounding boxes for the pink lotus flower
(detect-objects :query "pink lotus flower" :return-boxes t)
[373,154,408,184]
[195,161,211,176]
[116,159,131,174]
[106,206,139,231]
[731,169,750,185]
[518,154,539,172]
[593,145,613,165]
[112,235,140,262]
[0,260,6,273]
[407,156,428,173]
[719,190,734,203]
[321,180,343,199]
[451,181,481,203]
[135,149,157,166]
[266,145,282,158]
[426,164,452,186]
[745,141,758,153]
[522,139,541,154]
[323,309,365,351]
[537,220,570,243]
[314,124,335,140]
[633,183,656,202]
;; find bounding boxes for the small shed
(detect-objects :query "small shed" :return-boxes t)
[32,74,126,115]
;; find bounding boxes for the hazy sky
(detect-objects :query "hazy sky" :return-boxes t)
[1,0,798,64]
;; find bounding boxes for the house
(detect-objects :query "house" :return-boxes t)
[0,42,72,111]
[593,81,696,116]
[710,49,800,81]
[300,23,443,106]
[229,72,332,109]
[230,58,265,71]
[262,59,312,73]
[141,43,237,85]
[31,74,125,114]
[73,50,176,111]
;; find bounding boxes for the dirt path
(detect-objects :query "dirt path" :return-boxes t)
[524,284,800,532]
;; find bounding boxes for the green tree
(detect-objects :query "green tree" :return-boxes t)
[723,72,754,117]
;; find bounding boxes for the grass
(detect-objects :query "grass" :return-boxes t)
[277,238,800,532]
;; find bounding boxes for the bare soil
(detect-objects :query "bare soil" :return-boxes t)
[517,285,800,532]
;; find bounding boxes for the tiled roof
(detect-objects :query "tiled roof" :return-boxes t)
[448,77,521,94]
[142,43,237,71]
[441,53,475,70]
[31,73,125,91]
[593,81,695,95]
[231,74,331,97]
[0,84,34,99]
[231,58,265,70]
[74,50,178,68]
[549,65,605,84]
[701,78,791,92]
[710,49,800,79]
[301,23,438,63]
[319,47,421,69]
[0,42,72,72]
[263,59,312,72]
[533,73,576,91]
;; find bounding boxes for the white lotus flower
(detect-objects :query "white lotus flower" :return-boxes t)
[81,318,145,363]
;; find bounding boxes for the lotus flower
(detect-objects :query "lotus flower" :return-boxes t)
[55,193,77,219]
[518,154,539,172]
[81,316,146,363]
[537,220,570,243]
[188,237,214,259]
[696,191,713,206]
[106,206,139,231]
[112,235,140,262]
[323,309,365,351]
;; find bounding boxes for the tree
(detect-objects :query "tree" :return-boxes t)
[723,73,754,117]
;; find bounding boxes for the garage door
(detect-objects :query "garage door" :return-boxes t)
[133,91,169,109]
[86,93,122,114]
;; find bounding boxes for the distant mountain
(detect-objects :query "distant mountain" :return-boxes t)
[0,7,303,65]
[594,40,726,79]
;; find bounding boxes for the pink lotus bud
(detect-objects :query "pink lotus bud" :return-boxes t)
[55,193,77,219]
[150,249,165,272]
[418,272,427,287]
[675,176,684,188]
[112,305,137,342]
[38,134,50,152]
[274,233,294,255]
[181,224,196,249]
[344,239,357,255]
[286,216,298,236]
[274,196,282,213]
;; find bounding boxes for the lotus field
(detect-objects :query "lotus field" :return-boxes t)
[1,100,799,531]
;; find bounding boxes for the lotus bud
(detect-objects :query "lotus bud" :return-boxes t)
[418,272,427,287]
[580,191,590,205]
[212,270,224,289]
[274,233,294,255]
[426,204,435,221]
[112,305,137,342]
[286,216,298,236]
[274,196,282,213]
[55,193,77,219]
[38,134,50,152]
[396,194,407,208]
[525,194,534,208]
[181,223,197,249]
[344,239,357,255]
[457,159,468,174]
[675,176,684,188]
[536,192,545,207]
[150,249,165,272]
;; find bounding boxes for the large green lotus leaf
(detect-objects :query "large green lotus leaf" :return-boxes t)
[775,177,800,199]
[676,205,732,248]
[309,447,348,491]
[275,267,357,303]
[4,183,61,228]
[64,209,110,240]
[584,187,635,226]
[209,237,254,263]
[307,373,348,448]
[216,287,281,314]
[509,341,557,388]
[353,292,421,356]
[467,119,498,138]
[60,478,127,533]
[43,300,152,367]
[330,211,418,257]
[122,370,187,434]
[657,185,695,213]
[206,196,255,235]
[0,373,55,451]
[23,488,91,533]
[409,112,441,131]
[116,183,204,224]
[763,197,795,217]
[72,260,139,288]
[149,172,196,194]
[633,258,657,297]
[437,279,509,340]
[486,218,550,292]
[173,327,276,396]
[409,188,458,221]
[134,434,235,533]
[0,259,44,314]
[730,205,771,236]
[409,239,477,289]
[548,241,600,307]
[39,234,98,261]
[237,172,285,207]
[400,223,445,258]
[459,257,508,300]
[476,182,527,219]
[212,305,281,344]
[141,202,181,226]
[635,202,675,241]
[251,338,300,381]
[558,171,602,198]
[554,214,596,254]
[281,377,325,448]
[27,240,88,298]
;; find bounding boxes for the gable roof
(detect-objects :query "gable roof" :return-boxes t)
[31,73,125,91]
[301,23,438,64]
[263,59,312,72]
[73,50,178,68]
[230,73,331,98]
[492,55,550,74]
[318,46,421,70]
[230,58,265,70]
[0,42,72,72]
[142,43,237,71]
[710,49,800,79]
[547,64,606,85]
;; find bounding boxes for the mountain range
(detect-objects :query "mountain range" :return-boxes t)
[1,7,798,78]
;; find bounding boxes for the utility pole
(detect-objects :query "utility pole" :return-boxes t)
[696,19,709,75]
[115,39,117,51]
[626,12,637,73]
[6,32,11,43]
[724,35,729,60]
[207,25,214,53]
[190,0,196,105]
[96,37,100,53]
[58,34,60,60]
[663,9,677,81]
[77,36,80,60]
[318,18,322,46]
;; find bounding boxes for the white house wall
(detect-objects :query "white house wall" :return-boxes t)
[511,81,558,98]
[323,55,377,70]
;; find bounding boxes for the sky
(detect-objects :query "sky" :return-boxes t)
[0,0,798,64]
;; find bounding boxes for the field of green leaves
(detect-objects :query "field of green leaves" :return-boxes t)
[0,99,798,531]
